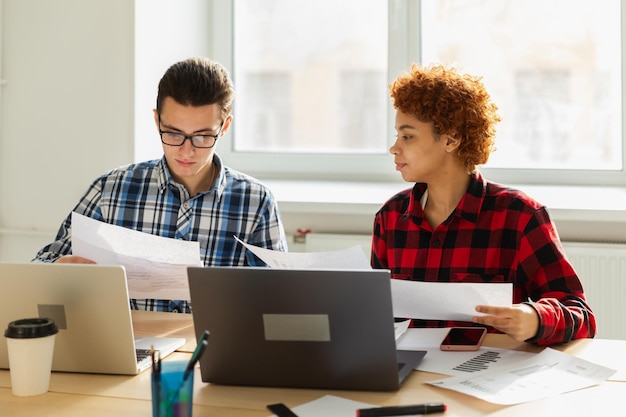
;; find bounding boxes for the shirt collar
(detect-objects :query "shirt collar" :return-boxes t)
[406,183,427,219]
[456,171,486,224]
[405,171,486,224]
[210,154,227,197]
[156,154,227,198]
[156,157,171,193]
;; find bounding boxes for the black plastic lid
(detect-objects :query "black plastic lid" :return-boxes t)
[4,318,59,339]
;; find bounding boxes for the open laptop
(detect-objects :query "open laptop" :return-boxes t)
[187,266,426,391]
[0,263,185,375]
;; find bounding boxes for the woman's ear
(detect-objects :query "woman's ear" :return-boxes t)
[444,134,461,152]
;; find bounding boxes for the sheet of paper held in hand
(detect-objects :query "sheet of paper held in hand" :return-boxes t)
[71,212,202,300]
[234,236,372,269]
[236,237,512,321]
[392,279,512,321]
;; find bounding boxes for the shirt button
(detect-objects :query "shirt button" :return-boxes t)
[432,240,441,247]
[182,202,189,210]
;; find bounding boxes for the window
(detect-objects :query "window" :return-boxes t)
[420,0,623,185]
[232,0,388,155]
[213,0,395,181]
[236,72,292,151]
[210,0,625,185]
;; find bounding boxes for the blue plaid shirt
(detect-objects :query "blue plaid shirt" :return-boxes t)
[33,155,288,313]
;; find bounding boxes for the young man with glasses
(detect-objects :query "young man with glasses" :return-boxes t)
[33,57,288,313]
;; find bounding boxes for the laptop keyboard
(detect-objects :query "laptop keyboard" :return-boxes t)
[136,348,152,365]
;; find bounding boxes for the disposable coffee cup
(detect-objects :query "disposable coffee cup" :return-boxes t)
[4,317,58,396]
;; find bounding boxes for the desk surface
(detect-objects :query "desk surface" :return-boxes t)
[1,311,624,417]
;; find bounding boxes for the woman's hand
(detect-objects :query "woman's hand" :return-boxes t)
[473,304,539,342]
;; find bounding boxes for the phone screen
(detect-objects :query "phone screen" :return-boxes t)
[441,327,487,350]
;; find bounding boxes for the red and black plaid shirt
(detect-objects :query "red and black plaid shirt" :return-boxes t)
[371,172,596,345]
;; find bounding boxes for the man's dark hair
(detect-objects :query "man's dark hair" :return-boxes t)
[156,57,235,119]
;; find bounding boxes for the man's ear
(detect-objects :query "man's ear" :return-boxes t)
[220,114,234,136]
[444,134,461,152]
[153,109,159,129]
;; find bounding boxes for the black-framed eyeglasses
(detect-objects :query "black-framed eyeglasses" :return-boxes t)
[158,116,225,149]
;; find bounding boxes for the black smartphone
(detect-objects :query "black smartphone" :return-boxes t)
[267,403,299,417]
[440,327,487,351]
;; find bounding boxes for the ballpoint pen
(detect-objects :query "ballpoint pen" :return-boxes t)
[152,348,162,416]
[182,330,210,383]
[357,403,447,417]
[164,331,210,410]
[150,345,156,374]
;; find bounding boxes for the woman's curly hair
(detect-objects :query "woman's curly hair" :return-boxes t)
[390,64,501,173]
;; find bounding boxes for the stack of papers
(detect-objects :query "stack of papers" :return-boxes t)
[427,347,615,405]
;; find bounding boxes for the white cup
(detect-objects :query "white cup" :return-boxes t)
[4,318,58,396]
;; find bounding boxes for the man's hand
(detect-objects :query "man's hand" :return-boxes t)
[473,304,539,342]
[54,255,96,264]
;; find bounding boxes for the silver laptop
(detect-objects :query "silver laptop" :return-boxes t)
[187,266,426,391]
[0,262,185,375]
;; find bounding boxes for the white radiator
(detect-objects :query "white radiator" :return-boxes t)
[291,233,626,340]
[561,241,626,341]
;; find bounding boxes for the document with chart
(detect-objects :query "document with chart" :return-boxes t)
[426,347,616,404]
[396,328,536,376]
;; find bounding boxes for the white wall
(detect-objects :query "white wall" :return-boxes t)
[0,0,134,261]
[0,0,212,262]
[134,0,212,162]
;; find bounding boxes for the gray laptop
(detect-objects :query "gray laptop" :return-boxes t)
[187,266,426,391]
[0,262,185,375]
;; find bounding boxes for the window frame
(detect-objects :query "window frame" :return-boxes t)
[209,0,626,186]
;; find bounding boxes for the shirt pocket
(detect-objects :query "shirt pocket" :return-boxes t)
[453,273,506,283]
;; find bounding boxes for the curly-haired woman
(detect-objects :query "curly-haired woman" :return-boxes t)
[372,64,596,346]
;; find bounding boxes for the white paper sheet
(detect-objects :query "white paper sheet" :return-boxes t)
[71,212,202,300]
[566,338,626,382]
[426,347,616,405]
[235,236,370,269]
[391,279,512,320]
[394,319,411,340]
[267,395,375,417]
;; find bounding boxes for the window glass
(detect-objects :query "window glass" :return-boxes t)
[232,0,388,154]
[421,0,622,171]
[141,0,626,184]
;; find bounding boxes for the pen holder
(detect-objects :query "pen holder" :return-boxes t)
[151,361,194,417]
